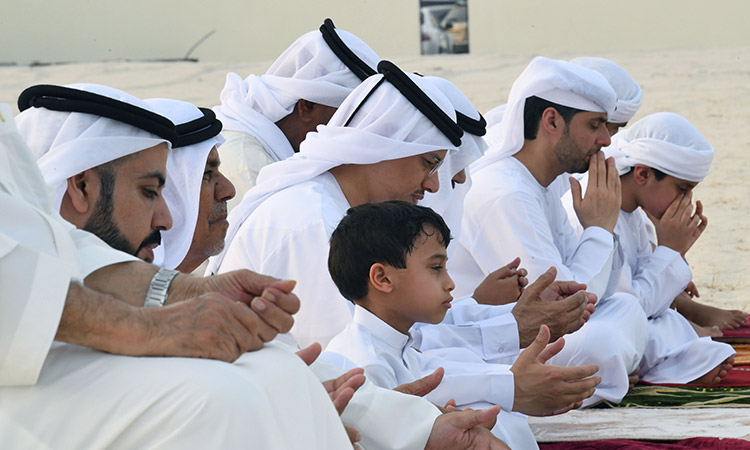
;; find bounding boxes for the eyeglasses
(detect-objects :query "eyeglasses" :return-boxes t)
[428,153,445,176]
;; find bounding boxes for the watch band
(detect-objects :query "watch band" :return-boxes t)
[143,268,180,308]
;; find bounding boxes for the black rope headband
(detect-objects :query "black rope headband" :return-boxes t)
[319,18,377,82]
[18,85,179,145]
[456,110,487,137]
[377,60,463,146]
[174,107,223,148]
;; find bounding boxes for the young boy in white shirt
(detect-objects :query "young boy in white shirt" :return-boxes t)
[322,200,600,449]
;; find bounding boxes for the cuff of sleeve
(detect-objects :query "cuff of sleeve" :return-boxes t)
[581,226,615,247]
[480,309,520,363]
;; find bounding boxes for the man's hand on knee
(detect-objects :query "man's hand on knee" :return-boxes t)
[510,325,600,416]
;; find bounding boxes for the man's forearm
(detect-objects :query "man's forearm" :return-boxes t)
[84,260,200,307]
[56,282,148,355]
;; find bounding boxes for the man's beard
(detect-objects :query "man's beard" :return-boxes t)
[554,126,594,174]
[83,194,161,262]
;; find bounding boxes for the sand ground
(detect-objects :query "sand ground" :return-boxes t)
[1,46,748,311]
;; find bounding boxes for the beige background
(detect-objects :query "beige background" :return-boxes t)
[1,0,749,64]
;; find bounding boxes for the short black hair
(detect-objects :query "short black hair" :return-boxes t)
[328,201,452,302]
[523,96,583,140]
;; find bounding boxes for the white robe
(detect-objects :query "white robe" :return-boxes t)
[324,305,537,450]
[0,105,354,449]
[561,181,735,383]
[455,156,649,405]
[221,129,284,211]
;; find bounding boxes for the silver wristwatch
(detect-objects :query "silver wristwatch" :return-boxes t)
[143,268,180,308]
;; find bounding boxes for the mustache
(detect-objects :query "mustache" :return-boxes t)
[208,202,228,222]
[137,229,162,252]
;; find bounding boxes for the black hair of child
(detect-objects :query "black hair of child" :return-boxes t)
[328,200,452,302]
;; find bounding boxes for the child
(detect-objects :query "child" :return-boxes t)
[322,201,537,449]
[563,112,736,385]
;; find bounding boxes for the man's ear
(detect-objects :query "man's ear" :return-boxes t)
[296,99,317,123]
[369,263,394,294]
[632,164,651,186]
[540,107,564,137]
[65,170,96,214]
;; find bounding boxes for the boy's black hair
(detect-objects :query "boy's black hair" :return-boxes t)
[328,201,452,302]
[523,95,583,140]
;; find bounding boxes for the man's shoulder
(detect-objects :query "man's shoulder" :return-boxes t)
[325,320,381,366]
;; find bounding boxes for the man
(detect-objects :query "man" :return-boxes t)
[145,98,237,272]
[141,94,509,449]
[562,112,735,385]
[214,18,380,206]
[3,94,506,449]
[17,84,174,264]
[210,59,601,436]
[0,100,356,449]
[455,57,649,406]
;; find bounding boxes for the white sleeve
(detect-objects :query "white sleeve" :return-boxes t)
[466,190,614,298]
[631,217,692,317]
[413,298,519,364]
[221,132,276,211]
[219,221,353,349]
[419,354,516,412]
[0,228,70,386]
[310,360,442,450]
[69,227,139,278]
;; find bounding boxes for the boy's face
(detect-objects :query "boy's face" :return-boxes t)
[389,226,455,328]
[638,168,698,219]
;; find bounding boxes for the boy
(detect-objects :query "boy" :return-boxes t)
[562,112,736,384]
[322,201,587,449]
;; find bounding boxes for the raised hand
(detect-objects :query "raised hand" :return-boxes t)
[570,153,621,232]
[512,267,597,347]
[650,194,707,257]
[425,406,510,450]
[510,325,601,416]
[473,257,529,306]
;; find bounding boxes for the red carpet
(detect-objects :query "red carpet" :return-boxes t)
[539,437,750,449]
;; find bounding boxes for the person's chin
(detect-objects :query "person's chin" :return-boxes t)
[137,246,155,263]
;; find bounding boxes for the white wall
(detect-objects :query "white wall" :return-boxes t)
[1,0,748,65]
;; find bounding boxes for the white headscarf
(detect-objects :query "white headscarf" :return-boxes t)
[472,57,617,173]
[213,28,381,162]
[571,57,643,124]
[207,73,458,274]
[482,103,507,149]
[604,112,714,182]
[15,83,171,212]
[420,76,487,247]
[145,98,225,270]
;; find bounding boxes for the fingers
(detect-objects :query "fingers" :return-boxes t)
[296,342,322,366]
[268,279,296,294]
[394,367,444,396]
[331,387,355,415]
[250,289,296,338]
[550,280,588,296]
[605,156,620,196]
[263,286,301,315]
[344,425,362,449]
[595,151,607,188]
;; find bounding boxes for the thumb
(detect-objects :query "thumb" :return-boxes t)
[519,325,551,362]
[295,342,322,366]
[451,406,501,430]
[394,367,444,397]
[504,257,521,271]
[525,267,557,297]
